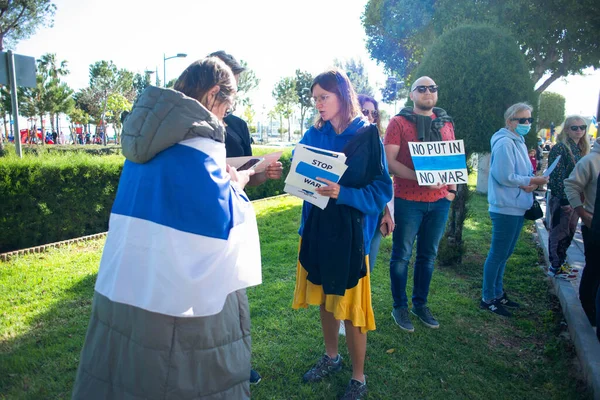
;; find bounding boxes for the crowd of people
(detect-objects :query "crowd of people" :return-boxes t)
[70,52,599,400]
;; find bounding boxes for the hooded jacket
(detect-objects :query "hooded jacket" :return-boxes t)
[488,127,534,216]
[565,138,600,214]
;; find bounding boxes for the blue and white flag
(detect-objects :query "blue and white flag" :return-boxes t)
[408,139,468,186]
[95,137,262,317]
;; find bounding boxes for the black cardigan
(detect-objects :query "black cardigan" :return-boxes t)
[299,124,384,295]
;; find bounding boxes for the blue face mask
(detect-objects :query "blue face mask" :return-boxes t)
[515,124,531,136]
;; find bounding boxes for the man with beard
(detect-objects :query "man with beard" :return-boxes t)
[384,76,456,332]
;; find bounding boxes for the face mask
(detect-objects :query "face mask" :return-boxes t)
[515,124,531,136]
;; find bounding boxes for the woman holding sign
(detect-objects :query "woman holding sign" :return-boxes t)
[481,103,549,317]
[292,70,392,400]
[546,115,590,279]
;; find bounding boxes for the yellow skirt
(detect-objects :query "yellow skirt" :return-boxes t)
[292,245,376,334]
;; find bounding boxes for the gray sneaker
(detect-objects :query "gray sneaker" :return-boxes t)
[391,307,414,332]
[340,378,367,399]
[411,306,439,328]
[302,354,343,383]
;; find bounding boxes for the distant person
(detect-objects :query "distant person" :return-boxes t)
[384,76,456,332]
[209,50,283,386]
[546,116,590,279]
[564,137,600,327]
[544,140,553,151]
[72,57,261,400]
[528,149,537,173]
[480,103,549,317]
[293,69,392,400]
[52,130,57,144]
[358,94,394,273]
[536,137,544,172]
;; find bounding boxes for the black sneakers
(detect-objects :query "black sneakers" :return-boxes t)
[302,354,343,383]
[340,378,367,400]
[411,306,440,328]
[391,307,414,332]
[249,369,261,385]
[497,292,520,308]
[480,299,511,317]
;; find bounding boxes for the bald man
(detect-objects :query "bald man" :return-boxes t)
[384,76,456,332]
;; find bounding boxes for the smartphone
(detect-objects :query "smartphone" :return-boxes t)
[237,158,262,171]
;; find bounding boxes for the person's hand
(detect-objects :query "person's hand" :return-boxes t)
[530,176,549,186]
[227,164,255,190]
[519,184,537,193]
[560,204,573,212]
[581,211,594,229]
[265,161,283,180]
[427,183,447,190]
[380,211,395,237]
[445,192,456,201]
[315,177,340,199]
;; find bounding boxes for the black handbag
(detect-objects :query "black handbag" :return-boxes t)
[524,199,543,220]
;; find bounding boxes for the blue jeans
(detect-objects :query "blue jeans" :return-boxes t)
[482,212,524,302]
[389,197,451,308]
[369,229,383,273]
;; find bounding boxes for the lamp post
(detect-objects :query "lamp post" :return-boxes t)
[163,53,187,87]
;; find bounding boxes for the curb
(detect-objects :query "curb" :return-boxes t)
[0,195,291,263]
[534,218,600,399]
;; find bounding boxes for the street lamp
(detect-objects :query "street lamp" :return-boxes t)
[163,53,187,87]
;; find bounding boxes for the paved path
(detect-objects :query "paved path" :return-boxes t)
[535,192,600,399]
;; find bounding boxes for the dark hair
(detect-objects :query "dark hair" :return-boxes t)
[173,57,236,108]
[358,94,382,135]
[311,68,360,132]
[208,50,246,75]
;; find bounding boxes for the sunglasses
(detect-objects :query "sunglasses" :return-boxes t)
[412,85,438,93]
[510,117,534,124]
[362,109,379,118]
[570,125,587,131]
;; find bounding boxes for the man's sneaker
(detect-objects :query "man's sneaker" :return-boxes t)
[391,307,414,332]
[340,378,367,400]
[411,306,439,329]
[249,369,261,385]
[480,299,511,317]
[497,292,520,308]
[302,354,343,383]
[561,261,580,274]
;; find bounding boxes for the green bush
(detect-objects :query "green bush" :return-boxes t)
[0,146,293,252]
[0,153,123,253]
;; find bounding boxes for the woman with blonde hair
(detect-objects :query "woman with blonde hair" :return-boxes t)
[547,115,590,279]
[292,69,392,399]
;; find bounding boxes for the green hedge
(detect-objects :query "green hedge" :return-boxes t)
[0,147,293,252]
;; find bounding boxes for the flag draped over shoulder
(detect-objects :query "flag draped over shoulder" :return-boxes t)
[95,137,262,318]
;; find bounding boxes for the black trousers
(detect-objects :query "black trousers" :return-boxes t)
[579,226,600,326]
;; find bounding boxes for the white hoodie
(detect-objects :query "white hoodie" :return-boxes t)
[564,138,600,213]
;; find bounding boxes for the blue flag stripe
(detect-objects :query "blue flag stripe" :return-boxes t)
[111,144,244,239]
[412,154,467,171]
[295,161,340,183]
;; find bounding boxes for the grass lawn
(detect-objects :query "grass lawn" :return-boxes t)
[0,189,592,399]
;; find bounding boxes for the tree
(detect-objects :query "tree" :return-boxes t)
[334,58,375,96]
[133,72,154,99]
[294,69,313,135]
[538,92,566,129]
[242,104,255,128]
[237,60,260,107]
[67,107,89,144]
[106,93,132,143]
[410,24,536,265]
[37,53,72,133]
[272,77,297,142]
[0,0,56,50]
[362,0,600,93]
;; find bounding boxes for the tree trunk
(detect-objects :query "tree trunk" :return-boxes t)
[438,184,470,266]
[287,116,291,142]
[39,114,46,145]
[476,153,491,194]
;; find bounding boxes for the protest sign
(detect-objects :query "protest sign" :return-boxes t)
[408,139,468,186]
[284,144,347,209]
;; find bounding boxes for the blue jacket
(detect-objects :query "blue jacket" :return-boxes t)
[488,128,534,216]
[297,117,393,254]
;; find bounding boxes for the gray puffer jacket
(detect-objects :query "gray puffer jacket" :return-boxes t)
[121,86,225,164]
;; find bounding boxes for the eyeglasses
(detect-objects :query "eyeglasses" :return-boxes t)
[510,117,534,124]
[412,85,438,93]
[362,109,379,119]
[311,94,331,105]
[570,125,587,131]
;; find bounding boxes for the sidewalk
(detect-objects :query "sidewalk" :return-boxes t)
[535,193,600,399]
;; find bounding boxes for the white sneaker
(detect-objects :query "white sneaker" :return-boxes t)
[339,322,346,336]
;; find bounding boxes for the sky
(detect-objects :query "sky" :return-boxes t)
[12,0,600,125]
